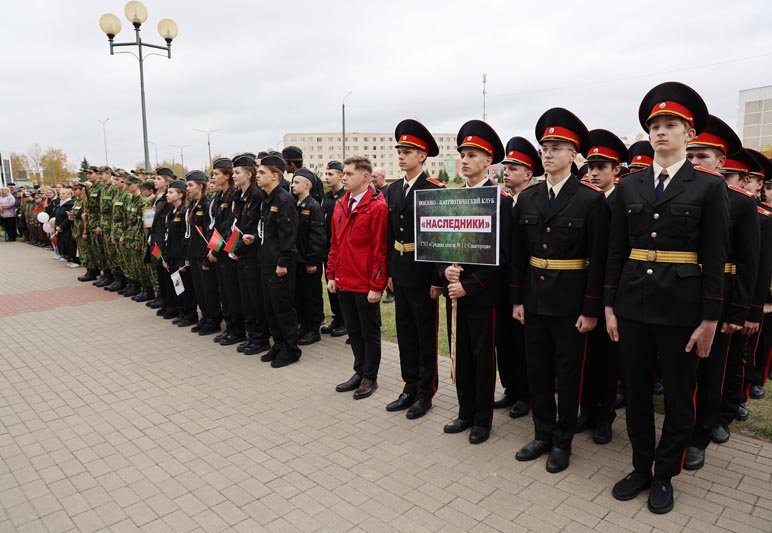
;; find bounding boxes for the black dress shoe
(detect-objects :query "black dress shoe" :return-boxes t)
[736,403,750,421]
[612,471,652,501]
[647,480,674,514]
[515,439,551,461]
[220,333,246,346]
[750,384,765,399]
[244,341,271,356]
[162,309,178,319]
[386,393,415,412]
[331,325,348,337]
[493,393,515,409]
[176,316,198,327]
[213,332,226,343]
[443,418,472,434]
[683,446,705,470]
[260,346,281,362]
[320,322,341,334]
[134,290,154,303]
[509,401,530,419]
[148,298,164,309]
[593,421,613,445]
[469,426,490,444]
[711,423,731,444]
[236,339,250,353]
[546,447,571,473]
[298,331,321,346]
[336,373,361,393]
[190,318,207,333]
[271,351,300,368]
[198,322,221,336]
[406,399,431,420]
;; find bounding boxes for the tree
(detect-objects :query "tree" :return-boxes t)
[453,175,464,185]
[10,153,28,181]
[437,168,450,183]
[40,147,74,185]
[77,157,91,182]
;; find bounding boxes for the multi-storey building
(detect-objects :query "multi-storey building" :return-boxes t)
[739,86,772,152]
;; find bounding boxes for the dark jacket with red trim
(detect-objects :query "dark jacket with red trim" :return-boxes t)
[327,185,388,293]
[604,163,729,326]
[510,175,609,318]
[748,200,772,323]
[258,185,297,269]
[721,185,759,327]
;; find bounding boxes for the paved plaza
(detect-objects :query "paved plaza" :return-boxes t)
[1,241,771,532]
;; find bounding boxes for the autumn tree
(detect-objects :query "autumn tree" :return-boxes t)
[10,153,28,181]
[40,147,74,184]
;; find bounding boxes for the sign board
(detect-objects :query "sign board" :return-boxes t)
[414,186,500,266]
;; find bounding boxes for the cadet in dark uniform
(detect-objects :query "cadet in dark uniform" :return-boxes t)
[321,161,348,337]
[494,136,542,419]
[164,179,198,327]
[292,168,326,346]
[682,118,759,470]
[627,140,655,172]
[257,154,301,368]
[576,129,629,445]
[148,168,176,315]
[441,120,511,445]
[384,119,444,419]
[283,146,324,204]
[605,82,729,514]
[510,109,609,473]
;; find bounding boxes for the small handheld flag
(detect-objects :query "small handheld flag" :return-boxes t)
[224,226,242,253]
[207,228,225,252]
[151,243,163,260]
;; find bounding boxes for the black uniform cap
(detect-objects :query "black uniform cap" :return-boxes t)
[293,168,316,183]
[326,160,343,171]
[628,141,654,168]
[212,158,233,170]
[587,129,630,165]
[456,120,505,164]
[502,136,543,175]
[168,179,187,190]
[282,146,303,160]
[638,81,708,134]
[688,114,742,156]
[260,155,286,172]
[232,154,257,167]
[618,166,631,178]
[535,107,591,157]
[395,119,439,157]
[746,148,772,180]
[257,151,269,159]
[240,152,257,159]
[185,170,208,183]
[155,167,176,178]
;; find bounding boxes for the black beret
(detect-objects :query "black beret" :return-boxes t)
[232,154,257,167]
[261,155,286,172]
[282,146,303,160]
[268,150,282,158]
[185,170,209,183]
[156,167,176,178]
[168,179,187,190]
[212,158,233,170]
[240,152,257,159]
[326,160,343,171]
[293,168,316,183]
[257,151,269,159]
[638,81,708,134]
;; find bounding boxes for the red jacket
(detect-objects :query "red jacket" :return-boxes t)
[327,186,388,293]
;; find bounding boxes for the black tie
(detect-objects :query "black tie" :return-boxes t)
[402,181,410,200]
[548,188,556,207]
[655,170,668,201]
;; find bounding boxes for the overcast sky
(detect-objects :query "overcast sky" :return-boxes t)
[2,0,772,171]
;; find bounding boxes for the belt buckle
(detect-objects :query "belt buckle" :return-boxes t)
[646,250,657,261]
[538,258,548,269]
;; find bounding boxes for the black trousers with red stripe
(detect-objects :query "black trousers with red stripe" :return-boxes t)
[747,315,772,391]
[495,301,529,403]
[580,317,620,425]
[447,300,495,428]
[395,285,439,401]
[691,330,731,449]
[524,313,587,450]
[720,331,750,426]
[618,318,698,481]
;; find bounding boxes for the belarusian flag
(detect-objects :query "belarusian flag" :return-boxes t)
[32,204,45,214]
[224,227,242,253]
[207,228,225,252]
[50,235,58,248]
[151,243,163,260]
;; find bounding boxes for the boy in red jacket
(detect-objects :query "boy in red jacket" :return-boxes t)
[328,156,389,399]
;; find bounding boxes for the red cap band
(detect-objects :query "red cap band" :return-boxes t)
[587,146,621,163]
[459,135,494,155]
[630,154,653,167]
[541,126,581,149]
[688,132,729,154]
[721,158,752,175]
[397,134,428,152]
[503,150,534,170]
[648,101,694,126]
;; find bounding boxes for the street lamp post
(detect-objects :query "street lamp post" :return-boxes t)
[342,91,352,160]
[98,118,110,166]
[171,144,192,170]
[148,141,159,168]
[193,128,222,167]
[99,2,179,171]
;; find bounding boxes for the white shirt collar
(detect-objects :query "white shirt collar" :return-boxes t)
[604,186,615,198]
[349,189,367,211]
[402,171,422,194]
[546,172,572,198]
[652,158,687,191]
[467,177,489,188]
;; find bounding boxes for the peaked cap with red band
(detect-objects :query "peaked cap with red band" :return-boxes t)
[587,129,629,165]
[628,141,654,168]
[719,148,756,176]
[502,136,543,175]
[638,81,708,134]
[457,120,505,164]
[394,119,439,157]
[688,115,741,156]
[535,107,591,157]
[746,148,772,180]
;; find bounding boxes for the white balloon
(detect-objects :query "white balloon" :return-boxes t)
[36,212,50,224]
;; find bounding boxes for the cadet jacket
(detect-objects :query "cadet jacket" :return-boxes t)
[164,204,188,260]
[604,163,729,326]
[125,194,147,247]
[209,187,235,259]
[258,185,298,270]
[749,201,772,323]
[99,183,116,233]
[722,186,760,327]
[71,197,85,236]
[150,192,171,251]
[322,187,345,260]
[110,189,131,240]
[386,172,445,289]
[295,195,325,266]
[86,182,103,228]
[510,176,608,318]
[185,196,212,261]
[230,185,263,259]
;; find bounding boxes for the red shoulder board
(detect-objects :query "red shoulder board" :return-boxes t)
[762,201,772,209]
[728,184,754,198]
[580,181,603,193]
[499,188,512,198]
[758,206,772,217]
[426,177,445,188]
[694,165,722,177]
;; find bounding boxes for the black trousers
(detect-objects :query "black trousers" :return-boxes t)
[447,300,495,429]
[156,262,175,311]
[495,301,529,402]
[395,285,439,401]
[295,264,324,332]
[691,330,731,449]
[720,331,750,426]
[217,255,243,335]
[190,256,222,323]
[237,255,270,343]
[323,262,343,324]
[525,313,587,449]
[168,258,197,319]
[261,266,300,357]
[580,318,620,424]
[2,217,17,241]
[618,318,698,481]
[339,290,381,380]
[747,315,772,390]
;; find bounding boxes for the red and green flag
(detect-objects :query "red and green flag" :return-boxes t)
[50,235,58,249]
[224,227,242,253]
[151,243,163,260]
[32,204,45,214]
[207,228,225,252]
